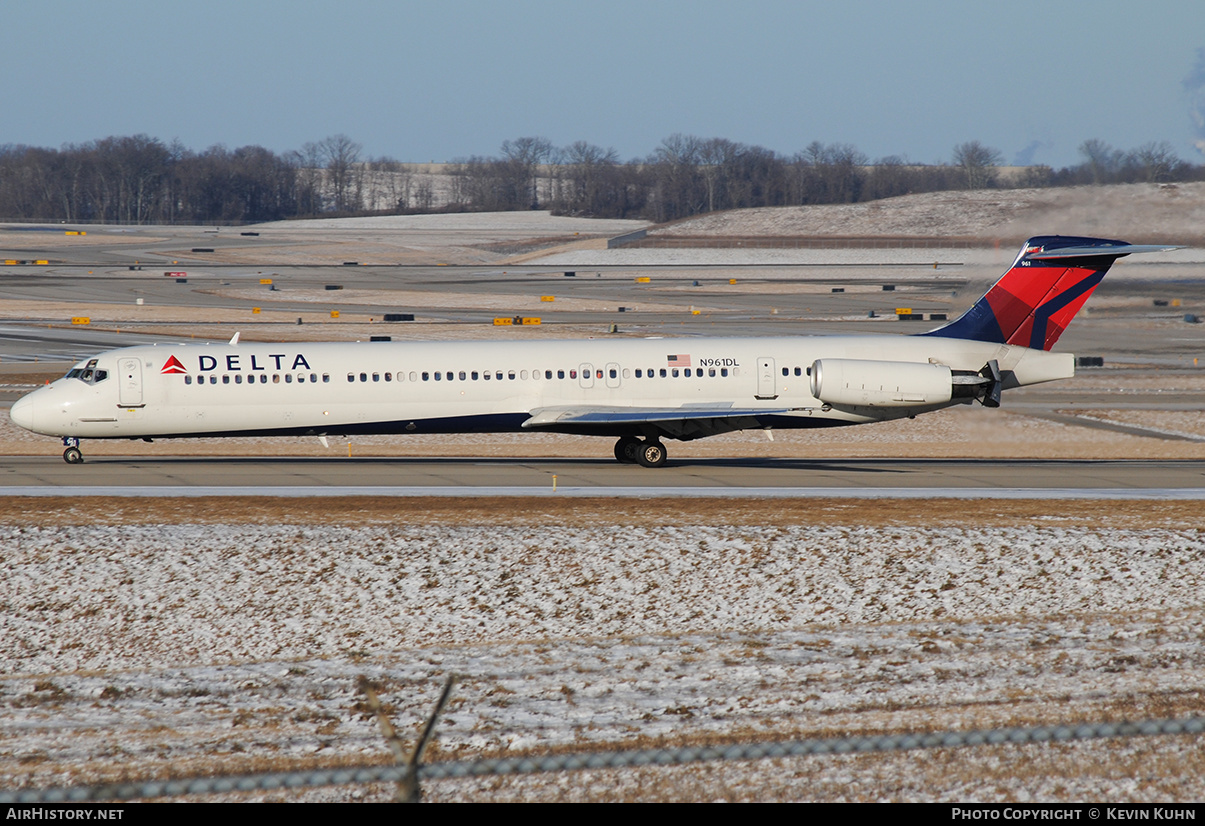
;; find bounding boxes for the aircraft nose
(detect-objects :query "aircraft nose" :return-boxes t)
[9,392,38,432]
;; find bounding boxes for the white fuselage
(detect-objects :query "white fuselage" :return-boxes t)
[10,334,1072,443]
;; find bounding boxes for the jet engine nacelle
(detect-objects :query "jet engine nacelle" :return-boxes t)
[810,359,953,407]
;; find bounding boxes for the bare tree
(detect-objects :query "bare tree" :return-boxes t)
[292,141,325,214]
[413,178,434,211]
[559,140,620,215]
[646,134,704,221]
[697,138,741,212]
[318,134,363,212]
[952,141,1002,190]
[793,142,867,204]
[1130,141,1180,183]
[500,136,553,208]
[372,158,412,211]
[1078,139,1120,185]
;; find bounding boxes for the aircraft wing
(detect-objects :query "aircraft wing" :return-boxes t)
[522,404,798,440]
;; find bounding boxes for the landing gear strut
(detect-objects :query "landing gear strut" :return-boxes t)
[613,436,669,467]
[62,437,83,464]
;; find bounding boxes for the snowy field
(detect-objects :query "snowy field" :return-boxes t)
[2,499,1204,802]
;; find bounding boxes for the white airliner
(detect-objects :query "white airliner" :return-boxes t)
[8,235,1180,466]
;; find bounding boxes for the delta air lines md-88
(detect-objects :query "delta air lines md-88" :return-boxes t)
[9,236,1181,466]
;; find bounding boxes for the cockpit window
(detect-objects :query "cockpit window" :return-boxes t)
[67,366,109,385]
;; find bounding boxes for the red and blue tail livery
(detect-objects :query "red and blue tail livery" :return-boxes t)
[925,235,1180,351]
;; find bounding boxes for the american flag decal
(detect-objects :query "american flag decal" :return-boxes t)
[666,354,691,367]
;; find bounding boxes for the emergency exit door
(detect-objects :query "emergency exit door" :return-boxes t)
[756,357,777,399]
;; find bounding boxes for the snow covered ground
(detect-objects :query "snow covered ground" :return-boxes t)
[3,508,1204,801]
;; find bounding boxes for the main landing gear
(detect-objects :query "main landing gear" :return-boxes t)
[613,436,668,468]
[62,437,83,464]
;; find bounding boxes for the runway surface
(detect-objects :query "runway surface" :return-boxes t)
[3,455,1205,497]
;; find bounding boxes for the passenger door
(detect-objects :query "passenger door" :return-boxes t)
[118,358,144,407]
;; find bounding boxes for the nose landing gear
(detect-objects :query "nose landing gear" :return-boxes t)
[62,437,83,464]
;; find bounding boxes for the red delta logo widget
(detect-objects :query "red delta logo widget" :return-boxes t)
[160,355,188,374]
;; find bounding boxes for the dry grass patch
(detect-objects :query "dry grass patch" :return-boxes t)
[1,495,1202,530]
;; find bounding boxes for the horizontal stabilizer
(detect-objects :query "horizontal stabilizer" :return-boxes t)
[1028,243,1183,260]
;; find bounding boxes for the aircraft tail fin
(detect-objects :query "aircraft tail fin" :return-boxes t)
[923,235,1180,351]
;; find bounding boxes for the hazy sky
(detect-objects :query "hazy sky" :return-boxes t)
[4,0,1203,168]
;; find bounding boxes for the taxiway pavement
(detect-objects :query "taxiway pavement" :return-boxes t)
[3,455,1204,496]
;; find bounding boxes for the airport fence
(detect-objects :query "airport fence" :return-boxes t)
[2,675,1203,803]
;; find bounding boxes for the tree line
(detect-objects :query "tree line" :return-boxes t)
[0,133,1201,225]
